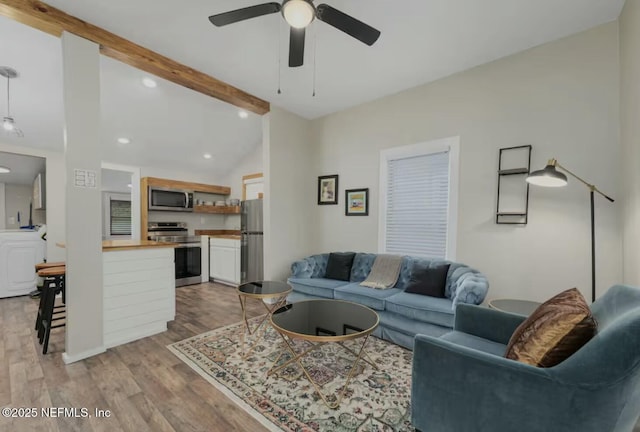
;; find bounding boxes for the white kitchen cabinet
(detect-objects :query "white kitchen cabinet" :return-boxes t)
[209,237,241,286]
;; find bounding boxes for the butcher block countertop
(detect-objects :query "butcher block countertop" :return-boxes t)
[195,229,241,240]
[209,235,241,240]
[56,240,178,252]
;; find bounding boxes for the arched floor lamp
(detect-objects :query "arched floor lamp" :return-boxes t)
[526,159,614,302]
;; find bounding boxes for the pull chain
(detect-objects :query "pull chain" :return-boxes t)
[6,76,10,116]
[312,23,317,97]
[277,20,282,95]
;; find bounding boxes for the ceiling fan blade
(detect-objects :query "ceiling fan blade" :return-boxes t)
[289,27,305,67]
[316,4,381,46]
[209,3,281,27]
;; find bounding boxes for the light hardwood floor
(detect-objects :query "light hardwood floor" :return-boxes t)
[2,283,638,432]
[0,283,269,432]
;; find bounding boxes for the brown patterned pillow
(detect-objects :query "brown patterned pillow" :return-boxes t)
[504,288,597,367]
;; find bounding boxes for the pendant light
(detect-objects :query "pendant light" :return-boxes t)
[0,66,23,138]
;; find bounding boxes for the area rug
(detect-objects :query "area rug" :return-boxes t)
[167,316,414,432]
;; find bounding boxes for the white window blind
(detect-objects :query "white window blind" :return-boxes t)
[110,199,131,236]
[385,150,450,258]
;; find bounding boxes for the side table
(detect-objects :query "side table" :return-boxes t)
[237,280,292,358]
[488,298,541,316]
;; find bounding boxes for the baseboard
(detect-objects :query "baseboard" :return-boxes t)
[209,277,239,287]
[104,322,167,349]
[62,346,106,364]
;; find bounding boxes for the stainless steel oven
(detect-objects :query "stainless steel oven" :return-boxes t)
[148,222,201,287]
[148,187,194,212]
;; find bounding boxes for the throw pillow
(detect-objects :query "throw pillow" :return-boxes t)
[404,264,450,298]
[504,288,597,368]
[325,252,356,281]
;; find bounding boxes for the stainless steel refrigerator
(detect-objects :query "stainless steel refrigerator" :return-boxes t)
[241,199,264,283]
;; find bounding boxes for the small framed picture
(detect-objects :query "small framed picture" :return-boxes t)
[318,175,339,205]
[345,188,369,216]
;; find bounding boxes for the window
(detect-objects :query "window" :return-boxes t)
[378,137,459,260]
[109,199,131,236]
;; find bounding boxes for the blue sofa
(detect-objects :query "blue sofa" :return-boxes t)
[287,253,489,349]
[411,284,640,432]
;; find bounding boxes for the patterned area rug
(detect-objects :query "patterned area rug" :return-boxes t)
[168,316,414,432]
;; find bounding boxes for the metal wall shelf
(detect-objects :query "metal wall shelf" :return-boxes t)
[496,145,532,225]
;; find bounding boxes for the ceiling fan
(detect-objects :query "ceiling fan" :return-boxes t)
[0,66,23,138]
[209,0,381,67]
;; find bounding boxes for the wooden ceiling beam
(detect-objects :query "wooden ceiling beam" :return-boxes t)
[0,0,270,115]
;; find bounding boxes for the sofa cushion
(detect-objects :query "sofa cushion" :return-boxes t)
[325,252,356,281]
[405,263,450,298]
[350,253,377,282]
[385,292,455,328]
[441,331,507,357]
[334,283,401,311]
[505,288,597,367]
[287,277,349,299]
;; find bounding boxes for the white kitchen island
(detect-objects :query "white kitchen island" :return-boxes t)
[102,240,176,348]
[59,240,177,349]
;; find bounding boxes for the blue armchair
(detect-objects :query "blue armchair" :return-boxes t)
[411,284,640,432]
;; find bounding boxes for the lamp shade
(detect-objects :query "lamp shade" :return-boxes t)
[526,164,568,187]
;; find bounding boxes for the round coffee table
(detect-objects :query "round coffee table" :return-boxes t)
[268,299,379,409]
[488,298,541,316]
[237,280,292,358]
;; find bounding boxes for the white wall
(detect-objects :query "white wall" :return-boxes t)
[0,142,65,261]
[620,0,640,287]
[310,23,621,303]
[223,144,263,200]
[3,184,46,228]
[221,144,263,230]
[264,107,316,281]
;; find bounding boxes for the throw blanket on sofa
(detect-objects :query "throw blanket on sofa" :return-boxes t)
[360,254,403,289]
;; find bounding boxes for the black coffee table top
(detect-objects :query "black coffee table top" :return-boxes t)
[271,299,379,342]
[237,280,292,298]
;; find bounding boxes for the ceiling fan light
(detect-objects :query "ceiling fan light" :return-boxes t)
[2,117,14,131]
[283,0,315,29]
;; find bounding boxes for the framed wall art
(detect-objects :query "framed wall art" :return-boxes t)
[345,188,369,216]
[318,175,339,205]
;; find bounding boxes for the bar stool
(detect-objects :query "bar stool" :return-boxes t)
[31,262,66,299]
[35,265,66,333]
[36,266,66,355]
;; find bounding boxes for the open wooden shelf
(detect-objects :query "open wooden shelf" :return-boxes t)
[498,168,529,176]
[194,205,240,214]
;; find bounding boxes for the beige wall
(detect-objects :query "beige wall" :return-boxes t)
[310,22,621,302]
[620,0,640,286]
[263,107,316,281]
[3,184,46,229]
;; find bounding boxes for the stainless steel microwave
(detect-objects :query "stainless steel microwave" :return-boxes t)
[148,187,194,212]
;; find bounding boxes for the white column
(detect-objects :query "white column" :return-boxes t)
[0,183,5,230]
[61,32,105,363]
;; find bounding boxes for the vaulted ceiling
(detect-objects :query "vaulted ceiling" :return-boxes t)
[0,0,626,176]
[44,0,625,119]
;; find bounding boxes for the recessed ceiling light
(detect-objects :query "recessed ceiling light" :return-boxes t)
[142,77,157,88]
[127,183,132,188]
[203,153,212,159]
[0,166,10,174]
[238,110,249,119]
[117,137,131,144]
